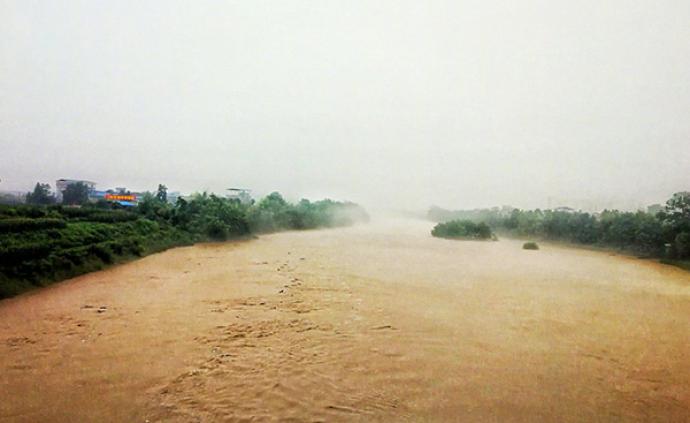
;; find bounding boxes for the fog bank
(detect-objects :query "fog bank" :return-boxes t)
[2,1,689,211]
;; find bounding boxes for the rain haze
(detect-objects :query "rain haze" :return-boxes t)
[1,0,690,210]
[3,3,690,422]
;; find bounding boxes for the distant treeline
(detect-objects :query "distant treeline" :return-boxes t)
[0,190,368,298]
[428,192,690,260]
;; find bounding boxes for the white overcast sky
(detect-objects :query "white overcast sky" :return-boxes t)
[1,0,689,211]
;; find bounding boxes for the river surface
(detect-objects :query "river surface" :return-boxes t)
[1,219,688,422]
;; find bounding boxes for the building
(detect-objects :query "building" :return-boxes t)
[55,179,97,202]
[227,188,252,204]
[554,206,577,213]
[167,191,181,204]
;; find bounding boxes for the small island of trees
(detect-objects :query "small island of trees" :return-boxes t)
[431,220,494,240]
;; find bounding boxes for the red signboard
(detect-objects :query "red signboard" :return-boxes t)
[105,194,136,201]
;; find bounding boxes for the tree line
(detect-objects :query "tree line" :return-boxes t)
[428,192,690,260]
[24,181,92,205]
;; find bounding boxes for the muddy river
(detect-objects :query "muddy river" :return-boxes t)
[1,219,688,422]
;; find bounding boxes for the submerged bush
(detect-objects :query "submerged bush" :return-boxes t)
[523,241,539,250]
[431,220,493,240]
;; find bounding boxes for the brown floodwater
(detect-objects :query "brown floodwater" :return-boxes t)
[1,219,689,422]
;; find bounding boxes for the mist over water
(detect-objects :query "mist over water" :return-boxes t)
[2,1,690,211]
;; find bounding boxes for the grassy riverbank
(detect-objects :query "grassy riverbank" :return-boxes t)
[0,192,368,299]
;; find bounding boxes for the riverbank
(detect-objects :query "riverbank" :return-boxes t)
[0,195,368,299]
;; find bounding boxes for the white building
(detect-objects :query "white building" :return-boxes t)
[227,188,252,204]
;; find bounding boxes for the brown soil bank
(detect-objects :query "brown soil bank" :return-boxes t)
[1,219,689,422]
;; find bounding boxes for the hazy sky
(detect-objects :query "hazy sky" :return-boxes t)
[1,0,689,211]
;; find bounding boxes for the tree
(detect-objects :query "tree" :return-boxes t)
[156,184,168,202]
[258,192,288,210]
[675,232,690,259]
[62,182,90,205]
[26,183,55,205]
[248,192,292,232]
[661,192,690,233]
[138,191,172,221]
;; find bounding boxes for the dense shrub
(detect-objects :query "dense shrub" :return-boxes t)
[170,193,250,239]
[205,219,229,240]
[0,204,50,219]
[52,206,95,218]
[247,195,369,233]
[89,243,115,264]
[75,211,138,223]
[431,220,493,240]
[0,218,66,233]
[0,243,53,261]
[675,232,690,259]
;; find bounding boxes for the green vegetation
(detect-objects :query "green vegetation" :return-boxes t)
[431,220,494,240]
[523,242,539,250]
[156,184,168,202]
[247,193,369,233]
[0,206,189,298]
[25,183,56,205]
[0,191,368,299]
[428,191,690,262]
[62,182,90,205]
